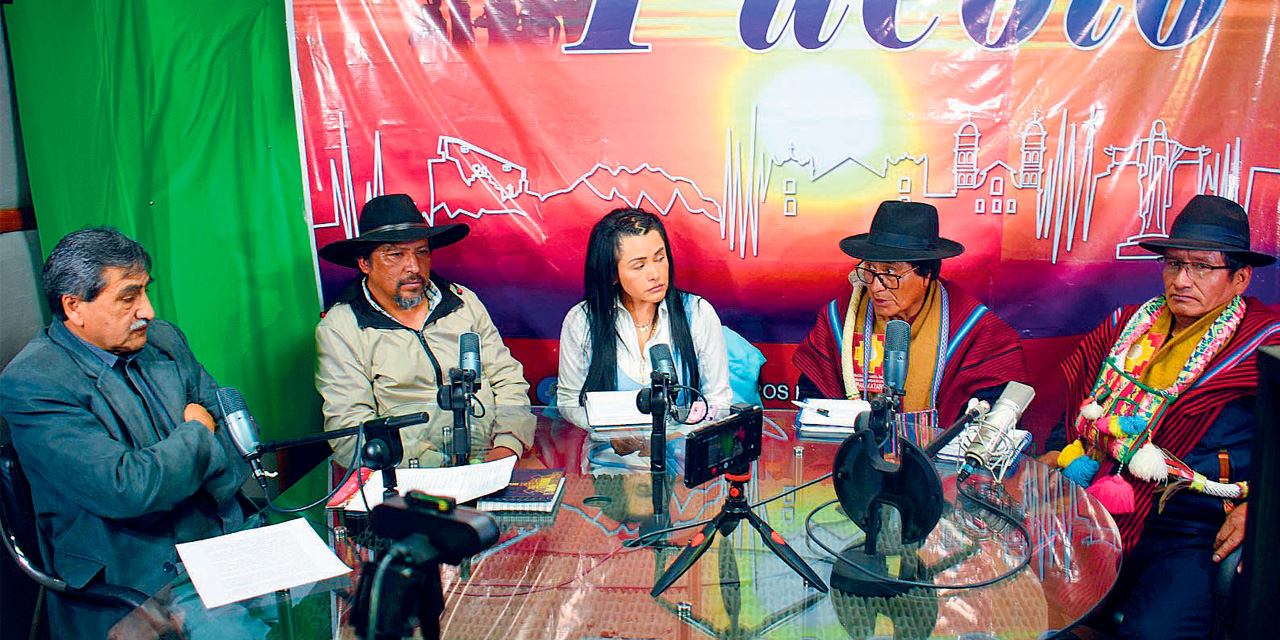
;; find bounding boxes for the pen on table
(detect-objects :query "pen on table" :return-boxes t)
[791,400,830,416]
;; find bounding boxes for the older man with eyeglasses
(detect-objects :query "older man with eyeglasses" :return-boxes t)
[1039,195,1280,640]
[793,201,1030,443]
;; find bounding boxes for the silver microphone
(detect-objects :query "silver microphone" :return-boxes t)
[459,331,481,380]
[216,387,273,491]
[958,382,1035,481]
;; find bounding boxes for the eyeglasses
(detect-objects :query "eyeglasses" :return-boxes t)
[1157,257,1234,280]
[853,264,910,290]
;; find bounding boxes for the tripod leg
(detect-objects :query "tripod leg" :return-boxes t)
[743,509,828,593]
[651,517,721,597]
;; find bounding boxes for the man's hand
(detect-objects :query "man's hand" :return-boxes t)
[1214,502,1247,563]
[1037,450,1062,468]
[483,446,517,462]
[184,403,216,433]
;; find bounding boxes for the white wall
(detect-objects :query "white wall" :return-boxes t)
[1,21,44,410]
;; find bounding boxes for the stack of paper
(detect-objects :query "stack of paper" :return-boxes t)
[175,518,351,609]
[794,399,870,439]
[936,426,1033,475]
[584,390,651,431]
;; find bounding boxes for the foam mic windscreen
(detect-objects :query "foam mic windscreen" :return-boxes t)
[882,319,911,396]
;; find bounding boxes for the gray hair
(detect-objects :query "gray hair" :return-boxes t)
[43,227,151,320]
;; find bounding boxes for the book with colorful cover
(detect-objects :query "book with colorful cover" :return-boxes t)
[477,468,566,514]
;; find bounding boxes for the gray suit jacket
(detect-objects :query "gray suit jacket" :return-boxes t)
[0,319,248,637]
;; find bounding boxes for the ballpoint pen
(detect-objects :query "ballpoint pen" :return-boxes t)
[791,400,830,416]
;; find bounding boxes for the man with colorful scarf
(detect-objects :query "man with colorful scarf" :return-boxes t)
[793,201,1030,445]
[1043,195,1280,640]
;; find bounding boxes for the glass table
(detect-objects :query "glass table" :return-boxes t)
[112,409,1121,640]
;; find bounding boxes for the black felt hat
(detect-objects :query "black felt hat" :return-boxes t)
[839,201,964,262]
[1138,195,1275,267]
[318,194,469,268]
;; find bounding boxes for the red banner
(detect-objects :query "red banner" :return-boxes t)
[292,0,1280,405]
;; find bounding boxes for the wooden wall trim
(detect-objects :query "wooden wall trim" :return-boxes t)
[0,207,36,234]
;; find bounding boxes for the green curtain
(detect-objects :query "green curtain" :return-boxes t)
[3,1,321,446]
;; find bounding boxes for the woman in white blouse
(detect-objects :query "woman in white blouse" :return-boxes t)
[557,208,732,439]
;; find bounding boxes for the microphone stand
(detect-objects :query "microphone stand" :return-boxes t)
[439,368,477,467]
[856,385,904,557]
[649,370,670,518]
[255,412,429,499]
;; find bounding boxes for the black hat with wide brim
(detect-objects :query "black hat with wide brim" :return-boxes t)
[318,194,469,268]
[1138,194,1276,267]
[839,201,964,262]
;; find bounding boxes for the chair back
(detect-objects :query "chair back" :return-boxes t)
[0,442,64,589]
[722,326,766,405]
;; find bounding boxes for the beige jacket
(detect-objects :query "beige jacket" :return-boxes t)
[316,275,535,466]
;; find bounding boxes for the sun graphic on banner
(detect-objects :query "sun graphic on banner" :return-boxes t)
[720,56,916,204]
[752,63,885,170]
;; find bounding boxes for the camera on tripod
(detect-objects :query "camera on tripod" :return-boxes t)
[651,407,828,596]
[682,404,764,488]
[350,491,500,640]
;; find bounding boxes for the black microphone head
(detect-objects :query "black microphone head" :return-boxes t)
[216,387,247,415]
[884,319,911,354]
[459,331,481,376]
[650,343,676,377]
[882,319,911,395]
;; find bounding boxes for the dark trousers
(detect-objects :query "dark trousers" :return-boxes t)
[1087,520,1218,640]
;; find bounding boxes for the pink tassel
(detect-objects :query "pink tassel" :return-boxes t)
[1087,475,1136,514]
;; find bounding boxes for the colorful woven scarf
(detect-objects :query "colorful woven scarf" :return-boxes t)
[1059,295,1247,511]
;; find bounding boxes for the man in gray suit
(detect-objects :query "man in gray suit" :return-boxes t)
[0,228,248,638]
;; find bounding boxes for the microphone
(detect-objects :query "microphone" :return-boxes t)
[650,343,676,382]
[866,319,910,444]
[215,387,273,492]
[882,319,910,397]
[958,382,1036,481]
[924,398,989,459]
[459,331,480,382]
[445,332,482,466]
[645,343,678,519]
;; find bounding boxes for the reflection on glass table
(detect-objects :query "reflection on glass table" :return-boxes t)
[111,408,1121,640]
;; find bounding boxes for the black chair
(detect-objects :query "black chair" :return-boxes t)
[0,443,150,632]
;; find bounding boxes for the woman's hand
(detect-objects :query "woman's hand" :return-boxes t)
[610,436,650,457]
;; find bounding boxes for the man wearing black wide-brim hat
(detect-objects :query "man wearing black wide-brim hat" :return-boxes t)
[1043,194,1280,639]
[315,194,534,467]
[792,200,1030,434]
